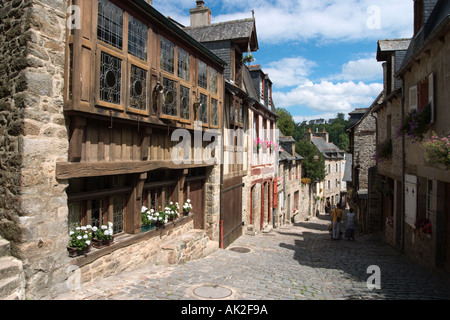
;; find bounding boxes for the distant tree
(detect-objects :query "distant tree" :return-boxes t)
[295,140,327,182]
[276,108,295,137]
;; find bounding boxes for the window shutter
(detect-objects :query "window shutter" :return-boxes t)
[428,73,435,124]
[409,86,417,110]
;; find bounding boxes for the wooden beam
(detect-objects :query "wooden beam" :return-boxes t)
[56,160,213,179]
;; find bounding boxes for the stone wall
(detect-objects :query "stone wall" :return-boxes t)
[0,0,70,299]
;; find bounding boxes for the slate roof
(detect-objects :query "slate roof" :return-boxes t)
[397,0,450,75]
[311,137,345,160]
[184,18,258,51]
[127,0,226,67]
[376,39,411,61]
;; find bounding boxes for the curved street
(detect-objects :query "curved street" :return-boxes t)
[54,214,450,301]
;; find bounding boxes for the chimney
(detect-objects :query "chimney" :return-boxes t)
[190,0,211,27]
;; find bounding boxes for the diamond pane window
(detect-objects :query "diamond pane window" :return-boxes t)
[211,98,218,126]
[178,48,190,81]
[162,77,177,116]
[209,68,217,94]
[161,37,174,73]
[100,52,122,104]
[97,0,123,49]
[180,85,190,120]
[198,61,207,89]
[128,15,148,61]
[113,196,124,234]
[200,93,208,124]
[130,65,147,110]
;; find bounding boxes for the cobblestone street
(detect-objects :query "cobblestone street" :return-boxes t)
[54,214,450,301]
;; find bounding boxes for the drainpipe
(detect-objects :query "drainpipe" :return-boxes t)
[400,78,406,253]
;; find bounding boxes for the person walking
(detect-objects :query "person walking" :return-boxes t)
[345,208,356,241]
[332,203,343,240]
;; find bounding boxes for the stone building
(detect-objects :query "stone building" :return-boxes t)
[373,38,410,248]
[0,0,229,299]
[305,129,346,209]
[244,65,278,235]
[277,136,311,225]
[346,104,378,234]
[391,0,450,272]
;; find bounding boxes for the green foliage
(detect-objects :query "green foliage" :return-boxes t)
[276,108,295,137]
[295,140,327,182]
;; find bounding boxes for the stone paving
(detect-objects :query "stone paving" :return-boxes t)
[54,214,450,300]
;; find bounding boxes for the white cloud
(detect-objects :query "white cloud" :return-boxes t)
[330,54,383,82]
[153,0,413,44]
[273,80,382,113]
[263,57,317,88]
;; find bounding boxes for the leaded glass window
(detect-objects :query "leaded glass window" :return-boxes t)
[178,48,190,81]
[128,15,148,61]
[200,93,208,124]
[209,68,218,94]
[161,37,174,73]
[97,0,123,49]
[68,202,82,232]
[113,196,124,234]
[130,65,147,110]
[162,77,177,116]
[198,61,207,89]
[211,98,218,126]
[180,85,190,120]
[100,52,122,104]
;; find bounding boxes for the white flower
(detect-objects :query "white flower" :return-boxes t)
[187,199,191,203]
[170,202,173,205]
[108,222,113,227]
[83,234,88,239]
[141,206,148,213]
[101,225,107,230]
[81,226,87,230]
[104,230,109,236]
[77,236,82,240]
[150,209,154,213]
[92,226,98,232]
[76,226,81,230]
[85,240,91,246]
[86,225,92,229]
[69,231,74,236]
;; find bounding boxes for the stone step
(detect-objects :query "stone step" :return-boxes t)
[0,237,10,258]
[0,256,23,280]
[0,275,23,300]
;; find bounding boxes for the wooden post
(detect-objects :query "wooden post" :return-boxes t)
[69,116,86,162]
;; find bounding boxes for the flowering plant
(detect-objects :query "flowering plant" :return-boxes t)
[69,225,92,250]
[415,218,432,235]
[397,108,429,143]
[254,137,263,150]
[373,139,392,162]
[165,202,180,221]
[301,177,311,184]
[92,222,113,241]
[422,132,450,169]
[183,199,193,213]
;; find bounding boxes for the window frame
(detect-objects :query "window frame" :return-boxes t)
[95,0,151,116]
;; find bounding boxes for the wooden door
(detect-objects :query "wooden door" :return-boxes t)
[444,183,450,273]
[190,180,204,229]
[222,177,243,248]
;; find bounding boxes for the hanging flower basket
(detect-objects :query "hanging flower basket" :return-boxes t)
[415,218,432,235]
[422,132,450,169]
[373,139,392,162]
[397,107,429,143]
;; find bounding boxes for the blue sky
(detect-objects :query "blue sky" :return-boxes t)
[152,0,413,122]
